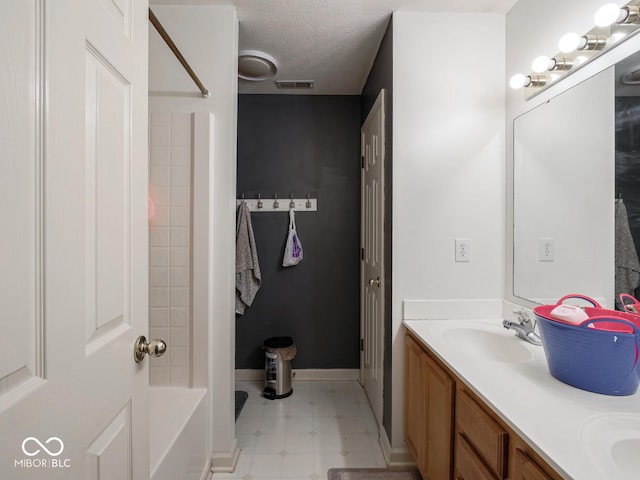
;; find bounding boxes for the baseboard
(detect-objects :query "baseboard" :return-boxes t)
[294,369,360,380]
[200,459,213,480]
[379,427,415,467]
[235,368,360,381]
[209,438,239,473]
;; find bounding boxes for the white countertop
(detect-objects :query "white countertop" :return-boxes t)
[403,318,640,480]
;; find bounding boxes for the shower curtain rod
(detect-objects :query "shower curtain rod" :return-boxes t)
[149,8,210,98]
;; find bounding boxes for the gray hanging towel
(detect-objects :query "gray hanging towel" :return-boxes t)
[236,202,261,314]
[615,198,640,309]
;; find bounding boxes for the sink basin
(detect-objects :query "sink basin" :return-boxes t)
[441,325,535,363]
[580,413,640,479]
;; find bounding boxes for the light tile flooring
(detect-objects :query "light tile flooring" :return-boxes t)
[213,380,386,480]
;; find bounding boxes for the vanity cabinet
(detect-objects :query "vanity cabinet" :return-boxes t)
[405,330,561,480]
[405,334,454,480]
[455,390,508,479]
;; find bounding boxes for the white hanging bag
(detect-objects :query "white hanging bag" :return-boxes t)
[282,209,303,267]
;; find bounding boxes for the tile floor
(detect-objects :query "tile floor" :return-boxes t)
[213,380,387,480]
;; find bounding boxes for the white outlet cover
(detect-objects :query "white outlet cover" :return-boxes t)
[455,238,470,262]
[538,238,555,262]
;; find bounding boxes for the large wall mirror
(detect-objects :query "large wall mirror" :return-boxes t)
[514,49,640,308]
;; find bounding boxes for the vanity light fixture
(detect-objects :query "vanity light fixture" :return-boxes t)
[594,3,640,27]
[558,34,607,53]
[580,34,608,50]
[558,32,583,53]
[509,74,548,89]
[511,0,640,95]
[531,56,573,73]
[531,56,554,73]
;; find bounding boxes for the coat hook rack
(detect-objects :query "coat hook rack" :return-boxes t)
[236,192,318,212]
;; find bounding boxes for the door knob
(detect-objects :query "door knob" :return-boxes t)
[134,335,167,363]
[368,277,381,287]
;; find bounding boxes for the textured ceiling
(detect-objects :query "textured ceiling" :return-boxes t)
[151,0,519,95]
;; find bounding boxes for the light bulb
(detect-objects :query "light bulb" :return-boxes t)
[509,74,528,89]
[532,56,554,73]
[594,3,624,27]
[559,32,581,53]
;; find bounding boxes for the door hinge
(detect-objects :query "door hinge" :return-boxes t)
[361,247,364,261]
[360,338,364,351]
[361,155,365,168]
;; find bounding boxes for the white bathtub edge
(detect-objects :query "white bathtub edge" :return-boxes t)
[150,387,208,480]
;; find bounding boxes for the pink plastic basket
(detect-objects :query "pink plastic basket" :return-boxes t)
[620,293,640,315]
[535,294,640,333]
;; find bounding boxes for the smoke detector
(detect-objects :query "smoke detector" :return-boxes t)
[238,50,278,82]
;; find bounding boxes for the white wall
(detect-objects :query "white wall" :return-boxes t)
[392,12,505,449]
[148,5,239,471]
[505,0,640,307]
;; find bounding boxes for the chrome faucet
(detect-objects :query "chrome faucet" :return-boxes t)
[503,309,542,346]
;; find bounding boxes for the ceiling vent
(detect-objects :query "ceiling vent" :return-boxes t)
[275,80,314,89]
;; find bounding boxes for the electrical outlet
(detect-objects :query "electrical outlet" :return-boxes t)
[539,238,555,262]
[455,238,470,262]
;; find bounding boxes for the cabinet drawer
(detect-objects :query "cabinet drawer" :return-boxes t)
[456,390,508,479]
[514,449,554,480]
[455,433,497,480]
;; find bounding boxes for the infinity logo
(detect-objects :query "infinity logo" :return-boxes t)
[21,437,64,457]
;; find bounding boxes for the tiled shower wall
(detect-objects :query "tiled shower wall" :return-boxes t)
[148,112,193,386]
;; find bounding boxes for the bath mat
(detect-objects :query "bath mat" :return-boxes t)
[327,468,421,480]
[234,390,248,421]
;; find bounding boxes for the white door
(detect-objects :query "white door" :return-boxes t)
[360,90,385,426]
[0,0,150,478]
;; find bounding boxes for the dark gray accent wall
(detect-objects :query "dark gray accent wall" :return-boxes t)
[615,96,640,301]
[361,17,393,439]
[236,95,361,370]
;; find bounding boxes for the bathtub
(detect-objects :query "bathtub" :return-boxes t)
[150,387,209,480]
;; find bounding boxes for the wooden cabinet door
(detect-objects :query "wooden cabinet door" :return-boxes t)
[405,335,428,474]
[425,353,454,480]
[405,333,454,480]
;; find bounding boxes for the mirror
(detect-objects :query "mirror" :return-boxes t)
[514,49,640,308]
[513,68,616,306]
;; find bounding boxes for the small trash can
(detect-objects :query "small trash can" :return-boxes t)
[263,336,296,400]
